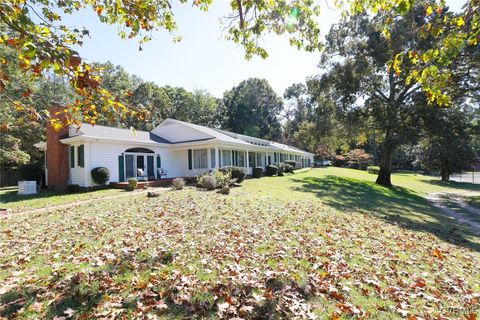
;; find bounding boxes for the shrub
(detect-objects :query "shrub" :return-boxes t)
[285,160,297,169]
[127,178,138,191]
[197,174,217,190]
[220,166,247,183]
[212,170,231,188]
[367,166,380,174]
[274,162,285,176]
[18,163,43,182]
[252,167,263,178]
[91,167,110,185]
[284,163,294,173]
[67,184,80,193]
[171,177,185,190]
[266,165,278,176]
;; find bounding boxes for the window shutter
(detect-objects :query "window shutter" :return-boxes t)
[157,155,161,168]
[70,146,75,168]
[118,155,125,182]
[147,156,154,177]
[188,149,192,170]
[78,145,84,167]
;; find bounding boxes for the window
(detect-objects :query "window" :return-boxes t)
[256,153,263,167]
[238,151,245,167]
[210,149,216,168]
[221,150,232,166]
[70,146,75,168]
[193,149,208,169]
[77,145,84,167]
[248,152,255,168]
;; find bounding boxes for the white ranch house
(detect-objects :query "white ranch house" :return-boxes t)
[37,118,314,188]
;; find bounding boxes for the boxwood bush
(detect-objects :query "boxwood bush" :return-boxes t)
[220,166,246,183]
[367,166,380,174]
[91,167,110,185]
[284,163,294,173]
[274,162,286,176]
[171,178,185,190]
[197,174,217,190]
[127,178,138,191]
[285,160,297,169]
[252,166,263,178]
[266,165,278,176]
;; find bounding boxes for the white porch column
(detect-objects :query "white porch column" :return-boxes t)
[245,150,249,173]
[207,148,212,169]
[215,146,219,169]
[83,142,91,187]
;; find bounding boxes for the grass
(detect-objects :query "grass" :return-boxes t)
[1,168,479,319]
[0,186,128,213]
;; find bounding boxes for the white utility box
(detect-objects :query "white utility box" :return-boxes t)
[18,181,37,195]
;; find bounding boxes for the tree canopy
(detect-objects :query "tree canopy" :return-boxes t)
[0,0,478,129]
[219,78,283,141]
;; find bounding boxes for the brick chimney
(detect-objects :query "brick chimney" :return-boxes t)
[46,104,69,189]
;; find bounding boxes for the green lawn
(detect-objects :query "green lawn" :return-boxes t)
[0,186,129,213]
[1,168,479,319]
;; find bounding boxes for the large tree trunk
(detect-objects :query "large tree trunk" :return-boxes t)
[376,139,397,187]
[440,166,450,182]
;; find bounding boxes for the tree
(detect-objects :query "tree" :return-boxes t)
[418,105,477,181]
[310,3,457,186]
[0,46,74,166]
[219,78,283,141]
[0,0,478,129]
[0,134,30,167]
[283,83,313,143]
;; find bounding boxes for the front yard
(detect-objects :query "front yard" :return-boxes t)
[1,168,479,319]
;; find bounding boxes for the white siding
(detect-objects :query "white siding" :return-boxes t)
[86,142,187,186]
[151,121,212,143]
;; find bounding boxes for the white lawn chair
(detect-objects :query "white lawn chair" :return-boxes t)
[137,168,148,181]
[157,168,168,180]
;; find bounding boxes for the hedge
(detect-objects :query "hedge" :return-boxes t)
[367,166,380,174]
[252,167,263,178]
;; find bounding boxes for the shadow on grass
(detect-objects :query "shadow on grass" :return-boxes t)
[291,175,480,252]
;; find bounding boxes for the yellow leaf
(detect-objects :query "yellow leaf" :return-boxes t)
[456,17,465,27]
[426,6,433,16]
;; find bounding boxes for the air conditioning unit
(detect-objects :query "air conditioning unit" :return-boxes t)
[18,181,37,195]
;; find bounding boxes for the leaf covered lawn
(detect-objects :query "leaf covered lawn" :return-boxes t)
[1,187,480,319]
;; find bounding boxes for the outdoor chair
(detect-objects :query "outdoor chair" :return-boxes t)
[137,168,148,181]
[157,168,168,180]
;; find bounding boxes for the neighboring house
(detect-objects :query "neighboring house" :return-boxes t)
[36,106,314,189]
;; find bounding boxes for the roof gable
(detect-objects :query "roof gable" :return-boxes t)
[152,119,249,145]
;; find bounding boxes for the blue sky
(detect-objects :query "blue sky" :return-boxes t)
[64,1,465,98]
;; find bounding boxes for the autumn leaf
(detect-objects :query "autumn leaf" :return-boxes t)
[432,248,444,260]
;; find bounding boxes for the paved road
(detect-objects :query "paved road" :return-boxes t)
[426,192,480,235]
[449,172,480,184]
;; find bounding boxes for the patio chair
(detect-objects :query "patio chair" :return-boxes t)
[137,168,148,181]
[157,168,168,180]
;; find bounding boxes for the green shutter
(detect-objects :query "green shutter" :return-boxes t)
[147,156,154,177]
[188,149,192,170]
[70,146,75,168]
[78,145,84,167]
[157,155,161,168]
[118,155,125,182]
